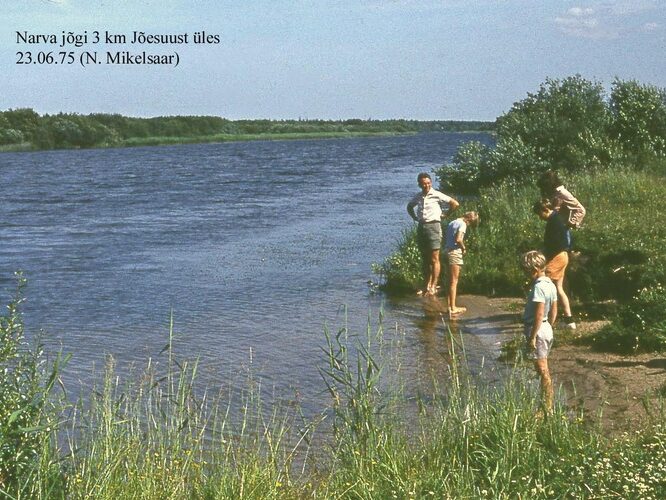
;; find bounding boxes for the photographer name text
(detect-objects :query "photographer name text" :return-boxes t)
[15,30,221,68]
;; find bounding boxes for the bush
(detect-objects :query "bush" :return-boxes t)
[438,75,665,194]
[372,228,424,293]
[610,79,666,161]
[437,141,492,195]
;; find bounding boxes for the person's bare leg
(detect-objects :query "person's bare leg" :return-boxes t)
[553,277,572,317]
[426,249,440,295]
[448,263,461,311]
[534,358,553,414]
[418,246,430,295]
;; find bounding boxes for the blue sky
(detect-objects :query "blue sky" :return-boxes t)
[1,0,664,120]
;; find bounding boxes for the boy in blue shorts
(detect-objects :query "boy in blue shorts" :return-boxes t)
[522,250,558,414]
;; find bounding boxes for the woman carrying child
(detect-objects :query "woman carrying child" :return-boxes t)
[533,199,576,329]
[537,170,586,229]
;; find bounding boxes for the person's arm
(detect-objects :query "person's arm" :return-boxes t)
[557,186,586,227]
[455,228,467,254]
[406,197,419,222]
[446,197,460,216]
[530,302,545,350]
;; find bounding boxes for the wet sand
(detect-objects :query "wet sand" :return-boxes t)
[452,294,666,433]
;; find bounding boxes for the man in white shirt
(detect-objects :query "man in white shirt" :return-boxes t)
[407,173,460,296]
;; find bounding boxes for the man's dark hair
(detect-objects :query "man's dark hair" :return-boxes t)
[417,172,431,182]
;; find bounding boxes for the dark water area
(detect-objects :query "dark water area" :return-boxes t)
[0,132,497,414]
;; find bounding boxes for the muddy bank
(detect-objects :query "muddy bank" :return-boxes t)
[450,295,666,433]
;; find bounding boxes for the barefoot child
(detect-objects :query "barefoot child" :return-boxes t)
[521,250,558,414]
[445,211,479,316]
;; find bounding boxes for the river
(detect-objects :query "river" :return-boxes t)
[0,132,498,414]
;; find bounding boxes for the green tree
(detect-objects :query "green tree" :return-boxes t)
[438,75,630,194]
[0,115,25,145]
[609,79,666,162]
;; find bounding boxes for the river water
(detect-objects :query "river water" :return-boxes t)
[1,132,497,413]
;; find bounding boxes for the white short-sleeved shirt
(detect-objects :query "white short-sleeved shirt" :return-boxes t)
[407,188,452,223]
[523,276,557,333]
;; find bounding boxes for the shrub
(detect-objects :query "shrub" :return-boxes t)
[610,79,666,161]
[437,141,492,195]
[438,75,666,194]
[372,228,424,293]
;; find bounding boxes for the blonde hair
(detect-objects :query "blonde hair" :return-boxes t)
[463,211,480,227]
[521,250,546,272]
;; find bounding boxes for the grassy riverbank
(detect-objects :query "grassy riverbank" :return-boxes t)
[374,78,666,355]
[0,131,413,152]
[0,110,494,151]
[2,289,666,498]
[378,166,665,296]
[376,166,666,353]
[119,130,411,147]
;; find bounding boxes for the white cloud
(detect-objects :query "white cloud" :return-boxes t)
[555,6,608,39]
[568,7,594,17]
[555,1,663,39]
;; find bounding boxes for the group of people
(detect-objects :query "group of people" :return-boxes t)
[406,173,479,315]
[406,170,586,413]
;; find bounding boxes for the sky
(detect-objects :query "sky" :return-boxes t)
[1,0,665,121]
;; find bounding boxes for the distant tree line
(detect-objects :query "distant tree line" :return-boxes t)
[0,109,494,150]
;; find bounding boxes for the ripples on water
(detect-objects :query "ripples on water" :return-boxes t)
[0,133,495,412]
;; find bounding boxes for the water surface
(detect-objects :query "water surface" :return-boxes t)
[1,132,497,412]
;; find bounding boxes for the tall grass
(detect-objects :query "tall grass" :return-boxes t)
[61,313,312,499]
[119,131,405,148]
[318,315,666,498]
[3,290,666,497]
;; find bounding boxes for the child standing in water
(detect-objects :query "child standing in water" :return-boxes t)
[522,250,558,414]
[445,211,479,317]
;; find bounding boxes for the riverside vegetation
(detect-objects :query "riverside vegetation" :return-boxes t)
[3,75,666,497]
[2,279,666,498]
[377,75,666,354]
[0,111,493,151]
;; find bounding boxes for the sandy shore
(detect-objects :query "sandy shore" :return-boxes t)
[454,295,666,433]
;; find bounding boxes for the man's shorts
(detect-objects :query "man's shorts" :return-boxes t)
[417,222,442,251]
[446,248,464,266]
[546,251,569,281]
[524,322,554,360]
